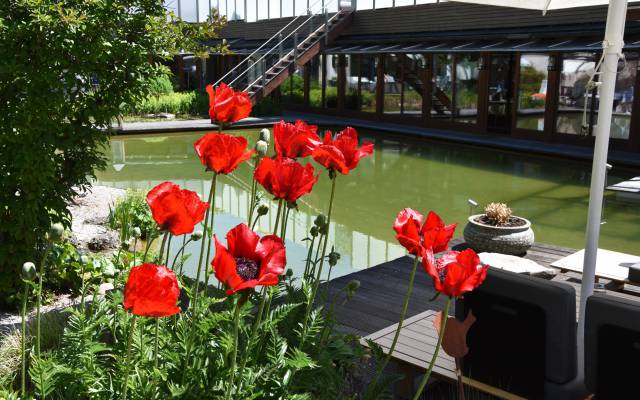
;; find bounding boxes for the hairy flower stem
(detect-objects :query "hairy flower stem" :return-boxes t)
[280,206,291,239]
[21,283,29,397]
[154,318,160,368]
[157,232,169,265]
[237,288,267,386]
[412,297,453,400]
[367,255,420,395]
[121,316,138,400]
[173,238,194,274]
[226,296,243,400]
[165,235,172,266]
[303,236,316,279]
[250,214,262,231]
[183,173,217,380]
[302,175,337,342]
[203,173,219,290]
[142,235,157,263]
[272,199,284,235]
[247,157,261,227]
[192,173,217,310]
[35,243,52,357]
[133,237,138,265]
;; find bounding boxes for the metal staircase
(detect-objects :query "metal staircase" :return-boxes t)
[214,0,353,105]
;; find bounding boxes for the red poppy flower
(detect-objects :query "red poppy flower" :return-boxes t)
[254,157,318,204]
[423,248,488,298]
[273,120,321,159]
[205,83,252,124]
[393,209,456,256]
[124,263,181,317]
[146,182,209,236]
[194,133,254,174]
[212,223,286,295]
[312,127,374,175]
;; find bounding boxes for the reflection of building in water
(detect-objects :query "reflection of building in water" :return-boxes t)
[111,140,126,172]
[97,176,406,272]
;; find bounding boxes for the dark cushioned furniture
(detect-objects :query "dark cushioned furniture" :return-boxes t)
[456,268,577,400]
[585,294,640,399]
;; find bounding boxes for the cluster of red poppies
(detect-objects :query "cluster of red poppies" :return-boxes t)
[122,83,376,319]
[393,209,488,298]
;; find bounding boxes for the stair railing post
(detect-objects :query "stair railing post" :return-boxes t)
[261,58,266,88]
[324,7,329,45]
[279,33,284,59]
[294,32,299,62]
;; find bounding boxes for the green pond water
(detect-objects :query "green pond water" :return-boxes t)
[95,128,640,281]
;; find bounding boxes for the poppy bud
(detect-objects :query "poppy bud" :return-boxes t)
[347,279,360,292]
[328,251,341,267]
[191,231,203,241]
[254,140,268,157]
[257,203,269,216]
[22,262,36,282]
[121,239,130,250]
[286,268,293,277]
[318,224,328,236]
[132,227,142,239]
[49,223,64,242]
[310,226,319,237]
[259,128,270,143]
[314,214,326,228]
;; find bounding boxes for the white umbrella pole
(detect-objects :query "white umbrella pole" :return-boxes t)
[577,0,628,378]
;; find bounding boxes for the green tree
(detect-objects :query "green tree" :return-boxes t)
[0,0,225,308]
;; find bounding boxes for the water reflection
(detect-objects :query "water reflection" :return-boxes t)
[96,129,640,279]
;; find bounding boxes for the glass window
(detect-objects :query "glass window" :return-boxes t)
[454,54,479,124]
[165,0,179,16]
[396,0,416,6]
[556,52,597,135]
[345,55,359,111]
[375,0,393,8]
[611,52,636,139]
[309,53,323,108]
[246,0,257,21]
[270,0,280,18]
[360,55,378,113]
[432,54,453,119]
[326,54,339,109]
[294,0,306,16]
[384,54,402,115]
[257,0,269,19]
[181,0,198,22]
[403,54,425,117]
[281,0,294,17]
[358,0,374,9]
[516,54,549,131]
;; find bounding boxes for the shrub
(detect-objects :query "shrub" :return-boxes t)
[107,190,158,241]
[148,74,175,96]
[0,0,225,308]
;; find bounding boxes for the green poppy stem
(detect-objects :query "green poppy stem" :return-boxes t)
[225,296,242,400]
[302,175,337,343]
[173,238,193,274]
[165,234,172,265]
[157,232,169,265]
[35,243,52,357]
[247,157,261,228]
[142,235,157,263]
[412,296,453,400]
[20,282,29,397]
[133,237,137,266]
[367,255,420,395]
[153,318,160,368]
[303,235,316,279]
[121,315,138,400]
[272,199,284,235]
[192,173,217,310]
[237,287,267,388]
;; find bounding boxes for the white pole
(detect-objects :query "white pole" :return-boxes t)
[577,0,627,378]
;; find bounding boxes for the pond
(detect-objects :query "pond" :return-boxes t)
[96,127,640,281]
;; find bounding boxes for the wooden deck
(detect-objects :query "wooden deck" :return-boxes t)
[322,239,640,337]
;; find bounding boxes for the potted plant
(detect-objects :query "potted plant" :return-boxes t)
[463,202,534,256]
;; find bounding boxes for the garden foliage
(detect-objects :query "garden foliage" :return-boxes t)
[0,0,225,308]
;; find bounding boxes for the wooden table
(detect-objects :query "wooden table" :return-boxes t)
[361,310,526,400]
[550,248,640,290]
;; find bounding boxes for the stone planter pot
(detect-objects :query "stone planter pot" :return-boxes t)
[463,214,534,256]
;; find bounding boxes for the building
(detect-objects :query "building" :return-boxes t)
[170,1,640,153]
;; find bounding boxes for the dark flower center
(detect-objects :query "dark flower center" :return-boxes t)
[236,257,260,281]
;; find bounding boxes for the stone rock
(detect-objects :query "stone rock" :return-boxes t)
[479,252,557,280]
[98,282,114,295]
[157,112,175,119]
[87,230,120,251]
[68,185,125,252]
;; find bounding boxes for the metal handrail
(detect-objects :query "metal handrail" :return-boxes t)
[213,0,341,87]
[229,0,341,90]
[242,7,342,92]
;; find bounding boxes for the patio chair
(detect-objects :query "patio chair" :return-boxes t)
[585,293,640,399]
[455,268,578,400]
